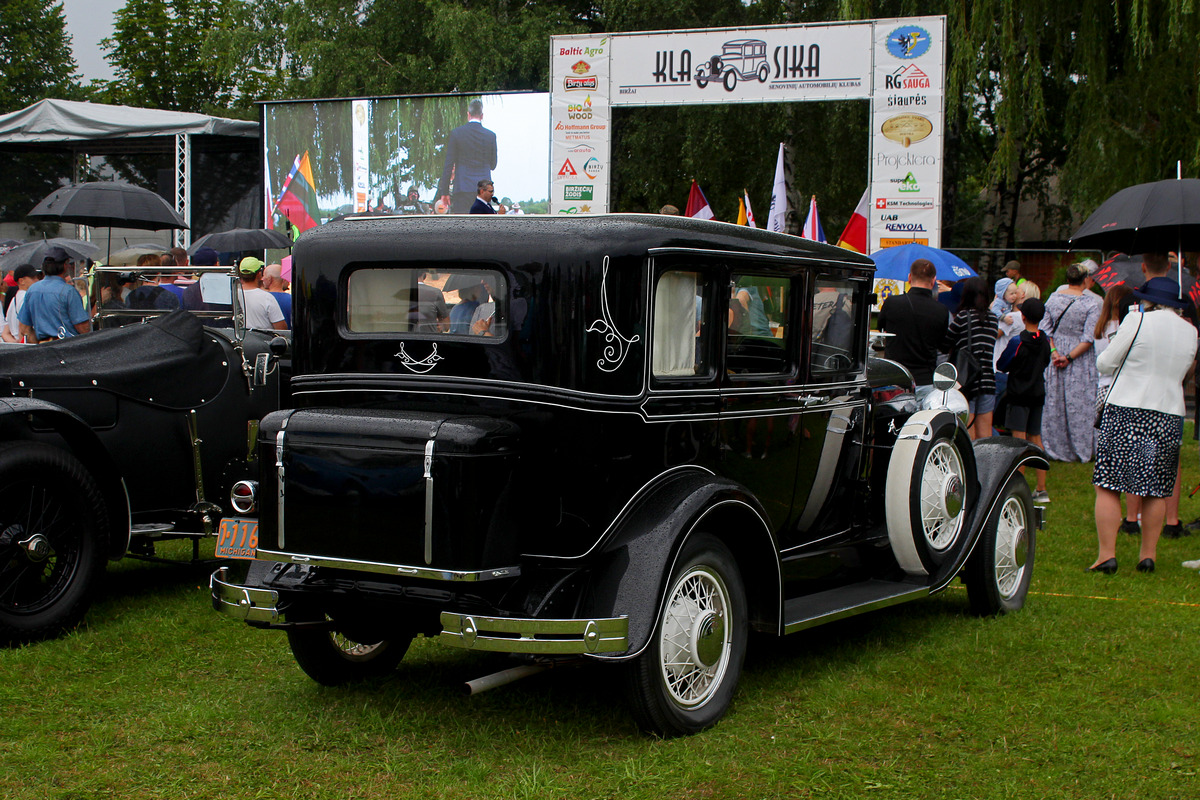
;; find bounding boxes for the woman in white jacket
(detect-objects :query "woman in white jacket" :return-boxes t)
[1089,277,1198,574]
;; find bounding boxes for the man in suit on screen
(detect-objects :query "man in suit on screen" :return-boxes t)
[437,99,498,214]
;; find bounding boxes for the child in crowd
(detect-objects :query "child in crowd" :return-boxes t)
[997,297,1052,502]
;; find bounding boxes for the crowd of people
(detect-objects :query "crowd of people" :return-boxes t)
[879,253,1200,575]
[1,244,292,343]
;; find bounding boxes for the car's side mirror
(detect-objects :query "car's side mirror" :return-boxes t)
[931,362,958,391]
[268,336,290,357]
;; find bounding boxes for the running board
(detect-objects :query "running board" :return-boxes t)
[782,579,930,635]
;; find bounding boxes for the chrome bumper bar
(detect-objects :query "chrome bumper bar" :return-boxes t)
[210,567,287,624]
[439,612,628,655]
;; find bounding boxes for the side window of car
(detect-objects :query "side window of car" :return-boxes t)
[346,267,506,337]
[809,276,863,380]
[652,269,711,378]
[726,274,790,376]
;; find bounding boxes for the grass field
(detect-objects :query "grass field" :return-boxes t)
[3,442,1200,799]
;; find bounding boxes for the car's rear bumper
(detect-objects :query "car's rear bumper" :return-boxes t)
[211,567,287,624]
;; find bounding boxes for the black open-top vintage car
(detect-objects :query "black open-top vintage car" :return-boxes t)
[0,289,288,643]
[211,214,1046,736]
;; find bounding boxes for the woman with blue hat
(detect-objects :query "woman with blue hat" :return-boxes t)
[1089,276,1198,574]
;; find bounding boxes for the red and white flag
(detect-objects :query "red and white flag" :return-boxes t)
[685,180,714,220]
[836,188,870,254]
[743,190,757,228]
[801,195,826,243]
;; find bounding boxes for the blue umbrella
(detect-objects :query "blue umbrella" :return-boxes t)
[869,243,977,282]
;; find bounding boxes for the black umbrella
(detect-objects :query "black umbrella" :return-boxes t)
[27,182,188,231]
[188,228,291,253]
[1070,178,1200,254]
[0,238,101,271]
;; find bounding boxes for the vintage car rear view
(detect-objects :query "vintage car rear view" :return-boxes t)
[0,292,288,643]
[212,214,1046,736]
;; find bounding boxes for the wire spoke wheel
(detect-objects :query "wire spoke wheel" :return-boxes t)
[967,474,1035,616]
[919,441,966,552]
[993,497,1029,599]
[658,566,731,708]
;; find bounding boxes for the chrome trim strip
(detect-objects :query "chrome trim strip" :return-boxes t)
[254,549,520,582]
[439,611,628,655]
[782,586,930,635]
[210,567,285,624]
[423,438,435,565]
[275,428,286,548]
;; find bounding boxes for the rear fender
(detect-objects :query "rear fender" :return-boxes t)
[0,397,130,558]
[581,472,780,660]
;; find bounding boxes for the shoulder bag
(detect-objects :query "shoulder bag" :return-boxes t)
[953,311,981,391]
[1094,312,1143,429]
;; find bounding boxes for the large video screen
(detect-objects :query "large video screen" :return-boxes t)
[262,92,550,230]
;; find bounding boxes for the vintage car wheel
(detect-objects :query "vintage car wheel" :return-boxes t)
[966,475,1035,615]
[757,63,770,82]
[624,533,747,737]
[0,442,108,643]
[287,621,412,686]
[722,69,739,92]
[695,73,709,88]
[885,411,975,576]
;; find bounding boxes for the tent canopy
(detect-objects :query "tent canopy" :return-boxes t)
[0,99,257,150]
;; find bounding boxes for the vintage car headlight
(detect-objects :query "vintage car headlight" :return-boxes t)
[230,480,258,514]
[920,363,971,425]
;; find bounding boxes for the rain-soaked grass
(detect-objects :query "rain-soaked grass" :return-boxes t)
[2,435,1199,799]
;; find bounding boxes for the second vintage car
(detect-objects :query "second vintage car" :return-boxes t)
[211,214,1045,736]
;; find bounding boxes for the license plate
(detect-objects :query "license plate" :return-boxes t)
[216,518,259,560]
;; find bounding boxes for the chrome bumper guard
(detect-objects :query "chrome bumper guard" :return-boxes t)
[439,611,628,655]
[210,567,287,624]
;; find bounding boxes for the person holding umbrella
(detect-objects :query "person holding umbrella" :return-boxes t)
[17,247,90,342]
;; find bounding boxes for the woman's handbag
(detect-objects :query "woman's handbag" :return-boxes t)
[1094,312,1143,429]
[953,312,981,391]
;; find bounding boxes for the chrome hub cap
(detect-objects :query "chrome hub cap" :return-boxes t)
[19,532,51,563]
[659,566,731,709]
[920,441,966,552]
[994,497,1029,598]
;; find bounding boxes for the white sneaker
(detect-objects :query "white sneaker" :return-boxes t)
[1031,490,1050,504]
[1182,559,1200,570]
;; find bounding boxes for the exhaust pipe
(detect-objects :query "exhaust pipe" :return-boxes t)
[464,663,549,696]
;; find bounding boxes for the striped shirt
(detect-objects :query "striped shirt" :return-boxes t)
[942,308,999,397]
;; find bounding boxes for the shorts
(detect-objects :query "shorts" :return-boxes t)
[968,393,996,415]
[1006,403,1043,435]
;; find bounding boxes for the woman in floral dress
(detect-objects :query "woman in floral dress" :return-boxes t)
[1039,261,1103,463]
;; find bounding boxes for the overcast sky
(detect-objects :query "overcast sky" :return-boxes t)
[61,0,122,82]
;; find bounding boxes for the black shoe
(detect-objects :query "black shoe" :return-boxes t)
[1162,523,1184,539]
[1184,518,1200,533]
[1120,520,1141,535]
[1087,558,1118,574]
[1136,558,1156,573]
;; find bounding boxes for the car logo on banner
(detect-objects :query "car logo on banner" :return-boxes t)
[887,26,931,60]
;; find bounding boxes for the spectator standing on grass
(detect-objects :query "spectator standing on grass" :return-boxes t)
[941,276,999,440]
[877,258,949,401]
[996,297,1051,502]
[991,278,1024,423]
[1093,285,1144,536]
[1039,261,1102,461]
[1089,277,1198,574]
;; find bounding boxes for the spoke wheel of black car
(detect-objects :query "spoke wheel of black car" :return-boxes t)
[287,621,412,686]
[966,475,1035,615]
[0,442,108,644]
[722,70,739,92]
[624,533,747,737]
[885,411,976,576]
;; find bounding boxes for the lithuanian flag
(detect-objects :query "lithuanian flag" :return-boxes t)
[273,151,321,232]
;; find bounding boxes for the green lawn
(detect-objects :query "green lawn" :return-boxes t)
[3,442,1199,799]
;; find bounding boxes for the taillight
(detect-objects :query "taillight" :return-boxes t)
[230,480,257,514]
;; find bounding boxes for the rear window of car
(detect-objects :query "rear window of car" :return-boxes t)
[346,268,507,337]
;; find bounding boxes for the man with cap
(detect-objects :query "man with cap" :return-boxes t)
[877,257,950,399]
[3,263,40,343]
[237,257,286,330]
[18,247,90,341]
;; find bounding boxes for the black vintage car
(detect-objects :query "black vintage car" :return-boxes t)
[211,214,1046,736]
[0,280,289,643]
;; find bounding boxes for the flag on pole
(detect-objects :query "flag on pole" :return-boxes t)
[685,180,714,220]
[736,198,748,226]
[836,188,870,253]
[801,195,826,243]
[743,189,757,228]
[767,143,787,233]
[272,151,322,233]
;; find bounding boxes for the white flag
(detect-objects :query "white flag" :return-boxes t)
[767,143,787,233]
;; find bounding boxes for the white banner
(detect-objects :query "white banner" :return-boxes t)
[351,99,369,213]
[868,17,946,251]
[549,36,612,214]
[609,24,873,105]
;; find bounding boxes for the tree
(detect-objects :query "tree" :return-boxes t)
[0,0,80,224]
[100,0,235,113]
